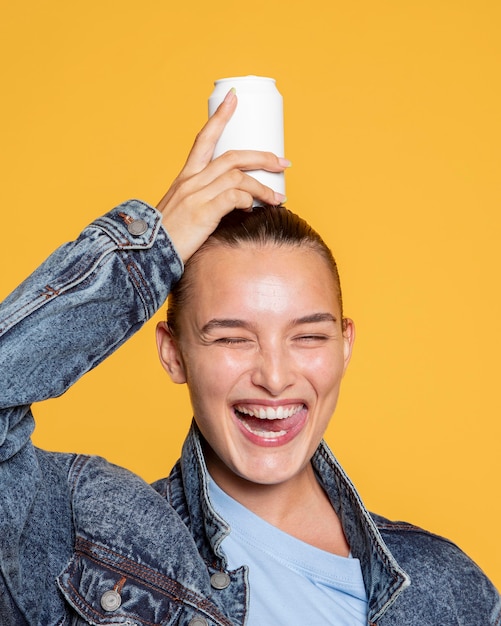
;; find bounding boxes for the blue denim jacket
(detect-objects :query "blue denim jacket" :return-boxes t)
[1,200,499,625]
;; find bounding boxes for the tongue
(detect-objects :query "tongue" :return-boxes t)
[237,413,298,432]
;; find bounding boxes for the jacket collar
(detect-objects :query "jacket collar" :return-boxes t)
[175,422,410,623]
[312,441,410,622]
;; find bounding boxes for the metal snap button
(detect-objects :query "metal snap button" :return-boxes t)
[210,572,231,590]
[127,218,148,236]
[100,589,122,611]
[188,618,208,626]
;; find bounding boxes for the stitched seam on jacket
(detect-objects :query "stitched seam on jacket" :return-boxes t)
[74,537,234,626]
[0,239,114,334]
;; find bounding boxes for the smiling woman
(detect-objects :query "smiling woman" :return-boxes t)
[0,93,499,625]
[156,206,354,501]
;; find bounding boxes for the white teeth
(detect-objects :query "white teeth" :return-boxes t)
[240,421,287,438]
[234,404,304,420]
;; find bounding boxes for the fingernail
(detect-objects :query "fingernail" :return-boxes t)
[278,158,292,168]
[224,88,237,104]
[274,193,287,205]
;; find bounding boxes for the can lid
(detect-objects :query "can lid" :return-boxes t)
[214,75,275,85]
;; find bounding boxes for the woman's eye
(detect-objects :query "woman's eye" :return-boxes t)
[214,337,250,345]
[295,334,328,343]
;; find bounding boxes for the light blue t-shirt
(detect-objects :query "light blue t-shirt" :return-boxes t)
[209,478,368,625]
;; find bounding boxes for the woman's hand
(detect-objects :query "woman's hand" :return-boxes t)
[156,89,289,263]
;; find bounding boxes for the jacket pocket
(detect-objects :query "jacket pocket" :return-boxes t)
[58,551,184,625]
[58,546,234,626]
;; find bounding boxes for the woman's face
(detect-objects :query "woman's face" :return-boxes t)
[157,243,354,496]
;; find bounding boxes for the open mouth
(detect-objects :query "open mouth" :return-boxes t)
[233,403,307,440]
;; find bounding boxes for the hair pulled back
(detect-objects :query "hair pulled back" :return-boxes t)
[167,205,344,334]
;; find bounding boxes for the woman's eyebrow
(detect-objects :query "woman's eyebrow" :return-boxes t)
[291,313,338,326]
[201,319,252,334]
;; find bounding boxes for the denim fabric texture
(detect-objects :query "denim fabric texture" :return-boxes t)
[1,200,499,625]
[157,424,501,626]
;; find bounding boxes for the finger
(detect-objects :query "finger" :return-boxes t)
[206,188,255,213]
[181,150,290,194]
[180,89,237,179]
[209,185,286,212]
[212,149,290,174]
[181,168,286,210]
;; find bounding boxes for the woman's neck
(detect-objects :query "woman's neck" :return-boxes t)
[207,453,350,556]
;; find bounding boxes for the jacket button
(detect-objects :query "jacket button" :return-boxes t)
[127,218,148,236]
[210,572,231,590]
[100,589,122,611]
[188,618,208,626]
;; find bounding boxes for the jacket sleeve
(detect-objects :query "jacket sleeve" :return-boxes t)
[0,199,183,462]
[375,516,501,625]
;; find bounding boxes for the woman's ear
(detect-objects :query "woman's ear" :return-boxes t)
[341,317,355,374]
[156,321,187,384]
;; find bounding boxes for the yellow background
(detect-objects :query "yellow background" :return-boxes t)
[1,1,500,590]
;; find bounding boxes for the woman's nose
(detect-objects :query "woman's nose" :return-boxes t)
[250,347,295,396]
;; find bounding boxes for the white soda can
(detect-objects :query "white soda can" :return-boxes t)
[208,76,285,204]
